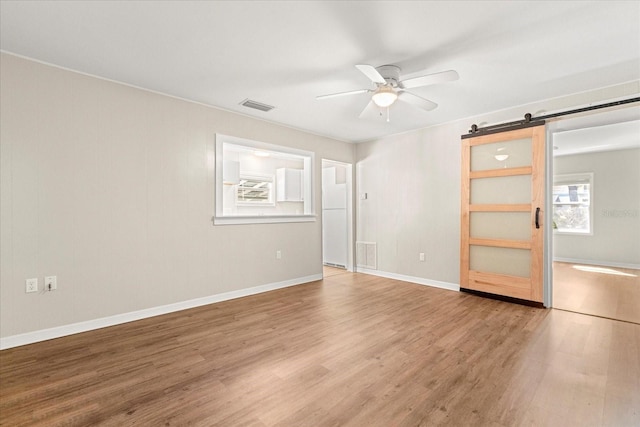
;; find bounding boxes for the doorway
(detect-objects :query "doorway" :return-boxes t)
[548,106,640,323]
[322,159,354,272]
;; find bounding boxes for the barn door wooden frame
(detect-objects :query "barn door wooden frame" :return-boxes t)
[460,123,546,303]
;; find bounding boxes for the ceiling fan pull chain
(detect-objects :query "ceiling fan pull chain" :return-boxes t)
[386,107,390,123]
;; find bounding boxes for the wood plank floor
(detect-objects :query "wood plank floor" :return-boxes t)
[553,262,640,324]
[1,270,639,426]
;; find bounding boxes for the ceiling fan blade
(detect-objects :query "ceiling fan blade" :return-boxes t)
[358,100,383,120]
[316,88,370,100]
[355,64,386,84]
[398,91,438,112]
[400,70,459,89]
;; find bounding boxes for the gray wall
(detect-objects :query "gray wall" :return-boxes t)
[0,53,354,339]
[553,148,640,266]
[356,126,461,284]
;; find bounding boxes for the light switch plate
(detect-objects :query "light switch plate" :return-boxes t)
[45,276,57,291]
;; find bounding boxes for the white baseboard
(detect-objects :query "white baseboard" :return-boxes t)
[356,268,460,292]
[0,274,322,350]
[553,257,640,270]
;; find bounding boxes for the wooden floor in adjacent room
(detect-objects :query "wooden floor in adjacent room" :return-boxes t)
[2,270,639,426]
[553,261,640,324]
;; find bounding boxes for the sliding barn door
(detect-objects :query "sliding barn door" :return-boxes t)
[460,124,545,302]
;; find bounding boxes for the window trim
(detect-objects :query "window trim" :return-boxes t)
[214,134,315,225]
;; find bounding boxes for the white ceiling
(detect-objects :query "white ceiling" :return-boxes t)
[553,119,640,157]
[1,1,639,143]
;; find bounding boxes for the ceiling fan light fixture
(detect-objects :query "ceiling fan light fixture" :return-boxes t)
[372,86,398,108]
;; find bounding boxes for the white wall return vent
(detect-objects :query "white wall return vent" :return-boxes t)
[356,241,377,270]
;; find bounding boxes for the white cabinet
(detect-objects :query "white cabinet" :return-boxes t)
[222,160,239,185]
[276,168,303,202]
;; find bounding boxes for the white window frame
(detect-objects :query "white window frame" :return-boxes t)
[214,134,315,225]
[552,172,594,235]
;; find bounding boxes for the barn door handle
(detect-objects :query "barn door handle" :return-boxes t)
[535,207,541,229]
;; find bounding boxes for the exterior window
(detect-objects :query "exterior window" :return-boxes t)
[553,173,593,234]
[237,174,274,205]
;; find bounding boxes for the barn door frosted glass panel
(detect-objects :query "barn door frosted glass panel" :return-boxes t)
[470,212,531,240]
[470,175,532,205]
[470,138,532,171]
[470,246,531,278]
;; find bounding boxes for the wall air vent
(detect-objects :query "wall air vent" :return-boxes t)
[356,241,377,270]
[240,99,275,112]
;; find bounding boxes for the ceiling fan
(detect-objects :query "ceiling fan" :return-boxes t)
[317,64,459,121]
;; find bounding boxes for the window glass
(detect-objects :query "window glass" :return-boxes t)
[553,173,593,234]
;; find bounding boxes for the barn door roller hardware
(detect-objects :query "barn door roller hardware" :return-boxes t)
[464,97,640,138]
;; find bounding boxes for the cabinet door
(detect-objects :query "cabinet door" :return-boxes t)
[276,168,303,202]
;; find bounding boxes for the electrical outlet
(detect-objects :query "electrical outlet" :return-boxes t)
[26,278,38,293]
[45,276,57,291]
[419,253,425,262]
[276,250,282,259]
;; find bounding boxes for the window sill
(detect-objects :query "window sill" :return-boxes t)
[213,214,316,225]
[553,230,593,236]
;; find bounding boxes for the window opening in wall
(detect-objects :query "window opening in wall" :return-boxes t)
[214,134,315,225]
[552,173,593,235]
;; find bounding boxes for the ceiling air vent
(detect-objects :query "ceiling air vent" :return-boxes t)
[240,99,275,112]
